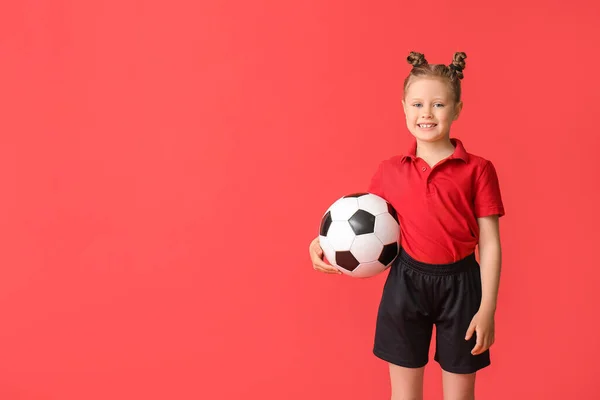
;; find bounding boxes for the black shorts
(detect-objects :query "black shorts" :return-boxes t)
[373,249,490,374]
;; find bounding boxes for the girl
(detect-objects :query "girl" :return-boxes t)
[309,51,504,400]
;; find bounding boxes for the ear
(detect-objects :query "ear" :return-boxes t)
[402,99,407,116]
[453,101,463,120]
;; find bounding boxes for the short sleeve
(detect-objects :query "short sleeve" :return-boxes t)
[474,160,505,218]
[368,161,387,200]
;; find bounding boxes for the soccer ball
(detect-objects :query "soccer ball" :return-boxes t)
[318,192,400,278]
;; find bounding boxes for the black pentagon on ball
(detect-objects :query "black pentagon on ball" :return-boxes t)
[379,242,399,266]
[347,209,376,235]
[335,251,360,271]
[319,211,332,236]
[343,192,368,198]
[387,203,399,224]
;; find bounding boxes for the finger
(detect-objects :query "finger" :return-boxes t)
[483,339,491,352]
[471,333,484,355]
[314,259,342,274]
[314,265,342,274]
[311,256,331,271]
[485,334,495,351]
[473,340,486,355]
[311,257,341,274]
[465,323,476,341]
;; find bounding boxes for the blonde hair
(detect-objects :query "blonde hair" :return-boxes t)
[403,51,467,103]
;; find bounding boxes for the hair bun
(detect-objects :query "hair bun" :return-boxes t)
[449,52,467,79]
[407,51,428,68]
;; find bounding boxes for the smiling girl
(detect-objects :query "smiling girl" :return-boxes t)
[309,51,505,399]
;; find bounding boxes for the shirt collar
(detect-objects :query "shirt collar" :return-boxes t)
[401,138,469,163]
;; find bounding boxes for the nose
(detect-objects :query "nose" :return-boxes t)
[420,107,433,118]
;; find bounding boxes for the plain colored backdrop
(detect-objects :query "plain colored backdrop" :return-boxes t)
[1,0,599,399]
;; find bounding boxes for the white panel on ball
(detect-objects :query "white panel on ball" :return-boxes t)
[318,235,337,267]
[357,193,389,216]
[351,260,388,278]
[374,213,400,244]
[350,233,384,263]
[326,221,356,251]
[328,197,359,221]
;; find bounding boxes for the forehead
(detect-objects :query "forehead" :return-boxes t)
[405,77,452,99]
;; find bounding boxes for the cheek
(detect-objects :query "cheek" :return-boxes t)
[438,111,453,123]
[405,109,417,120]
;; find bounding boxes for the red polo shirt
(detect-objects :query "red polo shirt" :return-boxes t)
[368,138,505,264]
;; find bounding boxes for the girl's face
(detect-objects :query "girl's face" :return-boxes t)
[402,78,463,143]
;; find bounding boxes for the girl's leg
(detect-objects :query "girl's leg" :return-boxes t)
[389,364,425,400]
[441,370,476,400]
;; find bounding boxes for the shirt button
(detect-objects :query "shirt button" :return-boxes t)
[422,167,427,171]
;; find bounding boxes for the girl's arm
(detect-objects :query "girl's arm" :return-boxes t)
[477,215,502,312]
[466,214,502,355]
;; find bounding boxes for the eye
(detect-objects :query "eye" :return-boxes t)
[412,103,422,108]
[434,103,444,108]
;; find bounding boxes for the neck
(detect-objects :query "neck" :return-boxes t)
[415,138,455,165]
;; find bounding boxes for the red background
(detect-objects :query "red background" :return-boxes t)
[1,0,599,399]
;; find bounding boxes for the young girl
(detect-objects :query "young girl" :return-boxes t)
[309,51,504,400]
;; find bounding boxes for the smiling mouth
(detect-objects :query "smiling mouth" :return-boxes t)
[418,123,437,128]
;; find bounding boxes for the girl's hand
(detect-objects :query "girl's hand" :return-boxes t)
[465,309,495,355]
[309,237,341,274]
